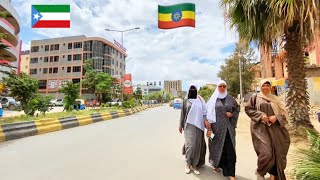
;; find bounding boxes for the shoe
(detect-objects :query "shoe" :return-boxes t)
[185,165,191,174]
[213,168,221,174]
[255,171,265,180]
[190,166,200,175]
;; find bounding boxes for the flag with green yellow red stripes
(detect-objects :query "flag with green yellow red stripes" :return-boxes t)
[158,3,195,29]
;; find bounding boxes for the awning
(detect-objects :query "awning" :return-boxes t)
[272,78,286,86]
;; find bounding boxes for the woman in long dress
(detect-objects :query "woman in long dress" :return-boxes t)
[205,80,239,180]
[179,85,207,175]
[245,79,290,180]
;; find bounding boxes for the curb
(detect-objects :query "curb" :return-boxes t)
[0,104,161,143]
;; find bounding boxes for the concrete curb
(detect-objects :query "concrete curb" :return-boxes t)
[0,104,161,143]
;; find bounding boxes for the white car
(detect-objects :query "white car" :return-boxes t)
[50,99,64,106]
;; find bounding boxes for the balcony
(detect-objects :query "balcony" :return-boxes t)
[0,18,18,46]
[0,0,20,34]
[0,38,19,62]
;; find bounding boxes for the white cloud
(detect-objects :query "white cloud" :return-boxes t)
[13,0,239,90]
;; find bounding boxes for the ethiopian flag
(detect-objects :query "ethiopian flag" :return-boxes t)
[31,5,70,28]
[158,3,195,29]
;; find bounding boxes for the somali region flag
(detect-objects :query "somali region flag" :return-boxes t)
[31,5,70,28]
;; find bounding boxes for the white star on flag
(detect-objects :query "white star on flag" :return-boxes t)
[33,13,40,20]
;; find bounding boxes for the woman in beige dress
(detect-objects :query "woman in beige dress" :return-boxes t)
[245,79,290,180]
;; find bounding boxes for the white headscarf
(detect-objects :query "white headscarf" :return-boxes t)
[186,85,207,131]
[206,80,228,123]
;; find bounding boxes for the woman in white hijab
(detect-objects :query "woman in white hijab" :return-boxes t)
[205,80,239,180]
[179,85,207,175]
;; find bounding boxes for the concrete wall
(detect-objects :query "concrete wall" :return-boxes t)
[307,77,320,105]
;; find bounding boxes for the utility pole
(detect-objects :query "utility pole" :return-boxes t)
[239,58,243,105]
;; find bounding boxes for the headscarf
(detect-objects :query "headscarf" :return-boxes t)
[188,85,197,99]
[258,79,289,120]
[186,85,206,130]
[206,80,228,123]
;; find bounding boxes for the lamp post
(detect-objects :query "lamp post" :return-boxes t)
[105,27,140,47]
[105,27,140,106]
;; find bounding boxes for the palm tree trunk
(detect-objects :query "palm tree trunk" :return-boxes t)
[260,43,273,78]
[284,28,313,128]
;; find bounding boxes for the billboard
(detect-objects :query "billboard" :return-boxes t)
[123,74,133,94]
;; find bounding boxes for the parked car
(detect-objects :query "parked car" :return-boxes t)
[0,97,20,110]
[50,99,64,106]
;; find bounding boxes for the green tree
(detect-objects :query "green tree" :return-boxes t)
[3,72,38,115]
[221,0,317,128]
[28,94,53,115]
[134,87,143,100]
[59,82,80,111]
[198,86,215,102]
[82,59,115,102]
[217,42,256,97]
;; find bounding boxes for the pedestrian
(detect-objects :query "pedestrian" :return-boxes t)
[179,85,207,175]
[205,80,239,180]
[245,79,290,180]
[92,99,97,109]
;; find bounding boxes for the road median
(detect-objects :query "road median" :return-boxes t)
[0,104,161,143]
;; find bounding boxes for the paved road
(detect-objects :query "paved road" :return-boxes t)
[0,106,257,180]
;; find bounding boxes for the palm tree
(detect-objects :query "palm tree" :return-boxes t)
[221,0,317,128]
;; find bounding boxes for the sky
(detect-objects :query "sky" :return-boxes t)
[12,0,241,91]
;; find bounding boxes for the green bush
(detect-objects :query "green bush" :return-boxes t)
[294,130,320,180]
[113,102,119,107]
[100,103,106,107]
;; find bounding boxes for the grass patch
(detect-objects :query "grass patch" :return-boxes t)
[0,107,122,125]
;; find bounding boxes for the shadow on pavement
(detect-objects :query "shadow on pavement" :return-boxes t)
[188,165,252,180]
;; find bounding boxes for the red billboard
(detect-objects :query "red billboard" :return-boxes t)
[123,74,133,94]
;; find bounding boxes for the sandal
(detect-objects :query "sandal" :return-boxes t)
[213,168,221,173]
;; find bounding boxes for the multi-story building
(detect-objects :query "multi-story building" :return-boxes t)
[19,50,30,75]
[0,0,21,79]
[164,80,182,97]
[134,84,162,96]
[29,35,127,97]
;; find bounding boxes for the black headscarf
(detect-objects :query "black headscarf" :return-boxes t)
[188,85,197,99]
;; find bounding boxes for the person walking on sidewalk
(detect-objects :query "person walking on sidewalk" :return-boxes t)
[205,80,240,180]
[179,85,207,175]
[245,79,290,180]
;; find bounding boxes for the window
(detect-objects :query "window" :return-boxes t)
[68,43,73,49]
[73,54,81,61]
[115,60,118,67]
[72,66,81,72]
[62,67,64,70]
[53,67,58,73]
[68,55,72,61]
[54,56,59,62]
[40,57,42,60]
[63,55,65,58]
[44,57,48,62]
[72,78,81,83]
[67,67,71,73]
[31,46,39,52]
[38,80,47,89]
[50,56,53,62]
[73,42,82,49]
[30,58,38,63]
[30,69,37,74]
[45,45,49,51]
[41,45,43,48]
[54,44,59,50]
[50,45,54,51]
[43,68,48,74]
[49,68,53,73]
[120,63,122,69]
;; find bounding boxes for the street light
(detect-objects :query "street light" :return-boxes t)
[105,27,140,106]
[105,27,140,46]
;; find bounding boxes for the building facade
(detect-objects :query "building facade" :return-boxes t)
[164,80,182,97]
[134,84,162,96]
[0,0,21,79]
[20,50,30,75]
[29,35,127,97]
